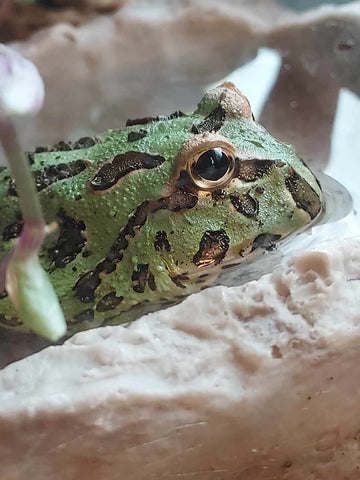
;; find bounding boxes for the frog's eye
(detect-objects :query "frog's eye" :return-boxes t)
[189,147,235,189]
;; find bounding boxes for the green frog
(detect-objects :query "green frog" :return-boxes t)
[0,82,323,335]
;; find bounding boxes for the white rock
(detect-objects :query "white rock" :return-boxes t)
[1,238,360,479]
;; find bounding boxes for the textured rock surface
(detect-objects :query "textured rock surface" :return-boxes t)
[1,239,360,479]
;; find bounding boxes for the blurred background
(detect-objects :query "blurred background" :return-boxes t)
[0,0,359,200]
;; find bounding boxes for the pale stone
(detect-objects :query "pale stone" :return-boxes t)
[1,238,360,479]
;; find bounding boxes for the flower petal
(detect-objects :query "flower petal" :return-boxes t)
[0,44,44,116]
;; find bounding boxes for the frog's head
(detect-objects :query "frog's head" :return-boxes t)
[0,82,324,333]
[150,82,323,287]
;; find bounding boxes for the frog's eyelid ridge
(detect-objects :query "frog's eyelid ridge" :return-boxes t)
[178,133,236,169]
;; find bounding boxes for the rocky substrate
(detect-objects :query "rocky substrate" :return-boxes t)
[1,238,360,479]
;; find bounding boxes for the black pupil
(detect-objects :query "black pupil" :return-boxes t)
[193,148,231,181]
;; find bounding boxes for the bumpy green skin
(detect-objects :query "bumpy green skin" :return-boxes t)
[0,84,322,335]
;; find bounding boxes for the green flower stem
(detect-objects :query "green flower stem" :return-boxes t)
[0,112,43,226]
[0,108,66,340]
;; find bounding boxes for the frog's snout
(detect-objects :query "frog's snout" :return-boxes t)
[204,82,253,120]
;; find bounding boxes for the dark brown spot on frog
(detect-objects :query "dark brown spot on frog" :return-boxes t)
[26,152,35,165]
[82,250,92,258]
[126,111,185,127]
[35,145,50,153]
[90,151,165,193]
[191,105,227,134]
[73,309,95,324]
[132,264,157,293]
[0,290,8,300]
[170,274,190,289]
[21,137,98,170]
[73,137,98,150]
[2,219,23,241]
[255,186,264,194]
[74,270,102,303]
[193,229,230,267]
[285,169,321,219]
[161,190,198,212]
[237,159,275,182]
[0,314,22,327]
[175,170,199,195]
[127,130,148,142]
[221,262,239,270]
[74,190,197,302]
[212,189,227,201]
[148,272,157,291]
[8,159,89,196]
[96,291,124,312]
[251,233,281,252]
[154,231,171,252]
[132,264,147,294]
[230,192,259,218]
[53,141,72,151]
[52,137,98,152]
[48,209,86,268]
[195,278,207,284]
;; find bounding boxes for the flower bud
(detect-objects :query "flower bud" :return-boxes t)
[6,254,66,341]
[0,44,44,116]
